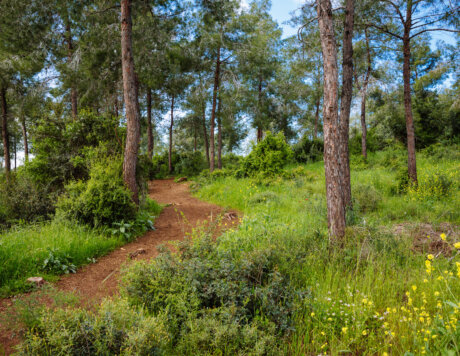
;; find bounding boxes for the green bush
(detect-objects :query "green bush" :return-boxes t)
[56,158,137,227]
[238,132,293,178]
[407,168,456,200]
[0,168,56,226]
[352,183,382,213]
[152,151,206,179]
[18,299,169,356]
[122,235,300,337]
[292,136,323,163]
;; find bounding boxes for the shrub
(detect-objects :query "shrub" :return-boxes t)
[122,235,301,339]
[0,168,56,226]
[18,299,169,356]
[152,151,207,179]
[292,136,323,163]
[352,183,382,213]
[56,158,137,227]
[238,132,293,178]
[408,168,456,200]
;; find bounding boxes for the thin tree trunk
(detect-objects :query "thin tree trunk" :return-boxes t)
[217,96,222,169]
[316,0,346,239]
[257,77,263,142]
[13,136,16,170]
[121,0,140,205]
[403,30,417,185]
[360,28,371,159]
[314,96,320,138]
[168,95,174,174]
[209,45,221,172]
[66,20,78,120]
[114,94,119,117]
[338,0,354,209]
[21,116,28,162]
[1,87,10,182]
[202,103,210,167]
[147,88,154,160]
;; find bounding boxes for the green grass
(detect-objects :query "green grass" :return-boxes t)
[195,149,460,355]
[0,221,124,297]
[0,198,163,297]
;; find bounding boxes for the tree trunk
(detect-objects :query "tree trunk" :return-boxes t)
[1,87,10,182]
[257,77,263,142]
[217,96,222,169]
[403,31,417,185]
[338,0,354,209]
[168,95,174,174]
[314,96,320,138]
[360,28,371,159]
[114,94,119,117]
[121,0,140,205]
[202,103,210,167]
[147,88,154,160]
[316,0,346,239]
[66,20,78,120]
[21,116,28,163]
[209,46,221,172]
[13,136,16,170]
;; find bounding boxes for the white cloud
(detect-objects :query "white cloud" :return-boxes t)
[240,0,249,10]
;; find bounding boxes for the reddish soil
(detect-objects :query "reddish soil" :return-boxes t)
[0,179,238,355]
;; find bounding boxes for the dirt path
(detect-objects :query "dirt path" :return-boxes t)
[0,179,238,355]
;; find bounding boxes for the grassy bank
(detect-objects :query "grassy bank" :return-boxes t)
[0,199,162,298]
[195,149,460,355]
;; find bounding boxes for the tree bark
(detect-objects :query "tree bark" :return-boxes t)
[314,96,320,138]
[21,116,28,163]
[66,20,78,120]
[316,0,346,239]
[403,28,417,184]
[1,86,10,182]
[217,96,222,169]
[121,0,140,205]
[146,88,154,160]
[209,46,221,172]
[338,0,354,209]
[360,28,371,159]
[168,95,174,174]
[202,103,210,167]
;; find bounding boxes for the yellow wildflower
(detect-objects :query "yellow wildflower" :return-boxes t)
[440,233,446,241]
[454,242,460,249]
[412,285,417,292]
[342,327,348,334]
[427,254,434,260]
[362,330,367,336]
[310,312,315,317]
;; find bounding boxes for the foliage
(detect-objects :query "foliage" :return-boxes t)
[352,183,382,213]
[407,167,457,201]
[152,151,207,179]
[237,132,293,178]
[56,157,137,228]
[292,136,323,163]
[41,248,76,275]
[18,299,169,356]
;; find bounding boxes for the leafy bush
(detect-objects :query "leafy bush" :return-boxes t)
[292,136,323,163]
[408,168,456,200]
[122,234,300,339]
[18,299,169,356]
[237,132,293,178]
[0,168,55,226]
[352,183,382,213]
[56,158,137,227]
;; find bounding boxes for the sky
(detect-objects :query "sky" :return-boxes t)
[269,0,303,38]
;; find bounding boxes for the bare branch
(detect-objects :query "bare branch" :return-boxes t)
[368,23,403,40]
[410,27,460,39]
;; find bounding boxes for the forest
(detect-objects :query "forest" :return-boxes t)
[0,0,459,355]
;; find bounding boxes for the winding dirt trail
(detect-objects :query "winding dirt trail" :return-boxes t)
[0,179,238,355]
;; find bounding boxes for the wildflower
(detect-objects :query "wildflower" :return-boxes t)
[423,278,428,283]
[434,291,440,297]
[454,242,460,249]
[412,285,417,292]
[362,330,367,336]
[362,298,368,304]
[342,327,348,334]
[427,254,434,260]
[311,312,315,317]
[440,233,446,241]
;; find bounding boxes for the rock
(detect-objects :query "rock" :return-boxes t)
[177,177,187,182]
[26,277,45,287]
[129,248,147,259]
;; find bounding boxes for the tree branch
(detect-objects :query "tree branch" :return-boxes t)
[410,27,460,39]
